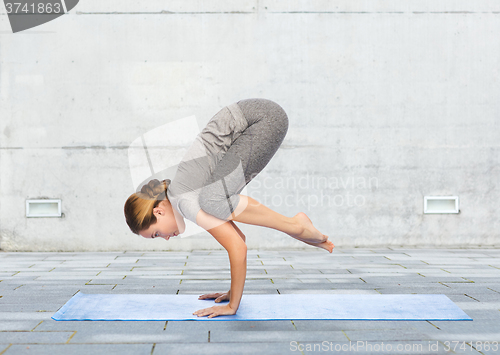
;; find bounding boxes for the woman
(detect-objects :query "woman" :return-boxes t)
[124,98,334,318]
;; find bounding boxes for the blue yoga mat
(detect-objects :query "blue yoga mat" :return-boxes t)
[52,293,472,321]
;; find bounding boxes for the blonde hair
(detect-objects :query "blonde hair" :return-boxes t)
[124,178,171,235]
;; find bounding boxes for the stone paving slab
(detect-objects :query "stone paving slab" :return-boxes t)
[35,320,167,332]
[4,344,153,355]
[292,319,438,332]
[279,289,380,295]
[0,320,42,331]
[69,330,209,344]
[342,329,434,342]
[109,286,180,293]
[0,331,74,344]
[4,280,89,286]
[427,319,500,334]
[0,248,499,354]
[165,319,295,332]
[0,311,54,321]
[0,304,65,312]
[458,310,500,320]
[0,296,78,305]
[452,301,500,311]
[209,330,349,342]
[153,342,295,355]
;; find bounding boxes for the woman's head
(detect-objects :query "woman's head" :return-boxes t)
[124,179,182,240]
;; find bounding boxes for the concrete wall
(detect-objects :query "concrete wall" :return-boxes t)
[1,0,499,251]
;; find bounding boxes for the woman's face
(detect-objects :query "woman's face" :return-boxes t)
[139,200,180,241]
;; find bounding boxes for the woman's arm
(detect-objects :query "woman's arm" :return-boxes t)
[193,209,247,318]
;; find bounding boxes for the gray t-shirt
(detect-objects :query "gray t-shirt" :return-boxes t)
[167,102,248,224]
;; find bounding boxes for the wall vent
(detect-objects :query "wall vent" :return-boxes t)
[424,196,459,214]
[26,199,62,217]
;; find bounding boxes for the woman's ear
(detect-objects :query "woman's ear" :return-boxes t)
[152,205,163,216]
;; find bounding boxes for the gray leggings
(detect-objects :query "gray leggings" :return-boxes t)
[198,98,289,220]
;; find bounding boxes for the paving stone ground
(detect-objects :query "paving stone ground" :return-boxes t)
[1,248,499,355]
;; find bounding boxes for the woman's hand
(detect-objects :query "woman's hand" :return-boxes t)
[193,303,236,318]
[198,290,231,303]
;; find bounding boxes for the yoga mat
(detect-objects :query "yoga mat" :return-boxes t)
[52,293,472,321]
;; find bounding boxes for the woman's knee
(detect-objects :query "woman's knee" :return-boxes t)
[238,98,289,130]
[276,106,289,135]
[266,100,289,137]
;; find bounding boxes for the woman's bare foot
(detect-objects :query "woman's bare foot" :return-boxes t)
[291,212,329,244]
[302,238,335,253]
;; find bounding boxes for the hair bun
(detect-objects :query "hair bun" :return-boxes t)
[140,178,171,200]
[140,179,161,199]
